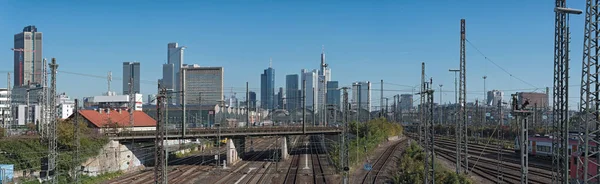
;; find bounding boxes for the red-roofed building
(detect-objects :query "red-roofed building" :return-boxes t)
[68,108,156,133]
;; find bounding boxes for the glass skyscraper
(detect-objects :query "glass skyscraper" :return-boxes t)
[261,67,275,110]
[286,74,299,111]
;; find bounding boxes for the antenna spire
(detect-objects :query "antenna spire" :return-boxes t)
[269,57,272,68]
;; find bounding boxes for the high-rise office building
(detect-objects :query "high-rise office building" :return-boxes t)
[181,65,223,106]
[260,64,275,110]
[163,42,185,104]
[487,90,504,106]
[326,81,340,109]
[301,69,319,111]
[352,81,371,112]
[122,62,140,95]
[317,48,331,114]
[14,25,43,86]
[400,94,413,111]
[277,87,284,109]
[286,74,299,111]
[249,91,257,110]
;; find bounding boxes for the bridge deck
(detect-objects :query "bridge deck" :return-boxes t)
[109,126,342,140]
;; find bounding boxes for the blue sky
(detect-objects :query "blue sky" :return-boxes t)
[0,0,588,108]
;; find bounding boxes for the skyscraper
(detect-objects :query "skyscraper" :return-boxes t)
[352,81,371,112]
[260,61,275,110]
[164,43,185,104]
[277,87,284,109]
[14,25,43,86]
[122,62,140,95]
[286,74,299,111]
[326,81,340,109]
[301,69,319,111]
[317,47,331,114]
[249,91,257,110]
[487,90,504,106]
[400,94,413,111]
[181,66,223,106]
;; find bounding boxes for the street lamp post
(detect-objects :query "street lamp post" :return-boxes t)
[449,69,460,174]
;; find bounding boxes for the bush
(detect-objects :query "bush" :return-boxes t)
[392,142,471,184]
[328,118,404,171]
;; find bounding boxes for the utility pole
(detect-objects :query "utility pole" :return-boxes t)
[48,58,58,183]
[512,94,531,184]
[367,81,371,122]
[154,86,167,184]
[449,69,460,174]
[129,78,134,131]
[421,78,435,184]
[341,87,350,184]
[182,68,186,137]
[553,2,582,183]
[380,80,383,118]
[73,99,80,184]
[420,63,425,145]
[483,76,487,127]
[459,19,469,174]
[302,80,306,134]
[439,84,443,126]
[497,99,504,183]
[246,82,250,127]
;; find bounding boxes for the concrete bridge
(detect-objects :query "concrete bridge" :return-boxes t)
[110,126,341,166]
[108,126,342,140]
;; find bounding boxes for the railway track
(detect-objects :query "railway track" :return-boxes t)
[283,147,301,183]
[310,136,327,184]
[361,139,404,184]
[214,138,277,184]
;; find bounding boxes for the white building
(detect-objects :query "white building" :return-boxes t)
[83,94,143,111]
[301,69,319,111]
[352,81,371,112]
[56,93,75,119]
[0,88,11,127]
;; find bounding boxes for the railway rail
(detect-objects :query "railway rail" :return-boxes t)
[361,139,404,184]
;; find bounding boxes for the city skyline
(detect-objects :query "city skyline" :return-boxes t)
[0,1,576,108]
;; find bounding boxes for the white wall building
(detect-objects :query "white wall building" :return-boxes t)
[83,94,143,111]
[0,88,11,127]
[56,93,75,119]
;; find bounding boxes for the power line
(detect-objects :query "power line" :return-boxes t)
[465,39,540,91]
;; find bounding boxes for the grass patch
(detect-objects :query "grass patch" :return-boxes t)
[391,142,471,184]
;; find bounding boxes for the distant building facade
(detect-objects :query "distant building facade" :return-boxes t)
[516,92,548,109]
[261,66,275,110]
[277,87,284,109]
[301,69,319,111]
[326,81,340,109]
[400,94,413,111]
[249,91,257,110]
[352,81,371,112]
[180,65,223,106]
[122,62,140,95]
[14,25,43,86]
[487,90,504,106]
[286,74,299,111]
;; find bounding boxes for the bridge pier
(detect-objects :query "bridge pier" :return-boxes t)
[226,139,242,166]
[281,136,289,160]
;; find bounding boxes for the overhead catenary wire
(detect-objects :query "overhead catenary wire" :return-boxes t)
[465,39,540,91]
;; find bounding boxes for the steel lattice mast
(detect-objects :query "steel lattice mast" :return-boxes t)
[577,0,600,183]
[48,58,58,183]
[553,0,576,183]
[154,86,167,184]
[422,78,435,184]
[459,18,469,174]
